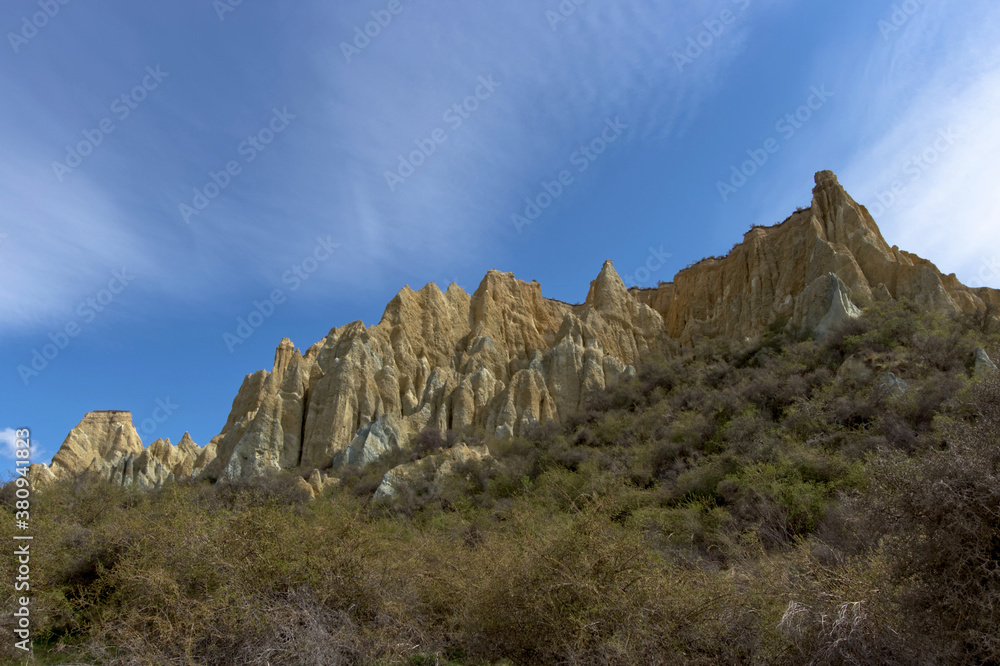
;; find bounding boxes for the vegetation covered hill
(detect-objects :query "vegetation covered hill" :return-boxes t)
[4,299,1000,664]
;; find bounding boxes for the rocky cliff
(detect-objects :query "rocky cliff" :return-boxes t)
[200,255,667,482]
[31,171,999,488]
[632,171,997,344]
[31,410,217,488]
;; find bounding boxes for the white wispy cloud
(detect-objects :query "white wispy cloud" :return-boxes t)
[310,0,787,277]
[838,0,1000,285]
[0,0,790,334]
[0,427,39,461]
[0,150,153,331]
[0,429,16,458]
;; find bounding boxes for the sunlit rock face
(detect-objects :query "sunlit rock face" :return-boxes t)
[29,413,216,488]
[37,171,1000,486]
[203,257,668,479]
[632,171,997,345]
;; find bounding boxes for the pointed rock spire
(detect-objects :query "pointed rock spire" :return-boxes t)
[586,260,629,312]
[49,411,144,478]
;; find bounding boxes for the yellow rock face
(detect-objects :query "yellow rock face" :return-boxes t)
[39,171,1000,485]
[48,411,143,478]
[207,259,670,479]
[32,411,215,489]
[632,171,998,344]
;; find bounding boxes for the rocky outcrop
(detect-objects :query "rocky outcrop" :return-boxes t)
[794,273,863,340]
[374,444,493,499]
[632,171,998,344]
[107,433,217,489]
[975,347,998,376]
[193,258,666,482]
[201,338,320,480]
[36,171,1000,489]
[306,468,337,496]
[880,372,911,398]
[47,411,143,477]
[29,412,215,488]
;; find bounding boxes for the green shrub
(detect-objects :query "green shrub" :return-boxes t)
[7,289,1000,664]
[719,462,829,546]
[848,374,1000,663]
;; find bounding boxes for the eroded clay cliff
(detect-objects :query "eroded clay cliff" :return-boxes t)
[32,171,999,488]
[30,412,216,488]
[632,171,998,344]
[200,258,667,481]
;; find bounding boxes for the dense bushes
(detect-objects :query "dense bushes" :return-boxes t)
[845,373,1000,663]
[2,300,999,664]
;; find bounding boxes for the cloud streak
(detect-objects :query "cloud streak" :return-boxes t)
[311,0,786,271]
[839,0,1000,284]
[4,0,767,333]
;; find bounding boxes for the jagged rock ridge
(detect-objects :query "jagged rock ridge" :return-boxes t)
[33,411,217,488]
[632,172,998,344]
[32,171,1000,488]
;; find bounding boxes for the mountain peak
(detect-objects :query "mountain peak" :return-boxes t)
[814,169,840,187]
[586,259,628,311]
[35,172,1000,488]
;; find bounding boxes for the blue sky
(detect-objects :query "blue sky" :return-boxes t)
[3,0,999,471]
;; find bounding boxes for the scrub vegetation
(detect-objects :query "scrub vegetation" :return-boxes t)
[3,300,999,665]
